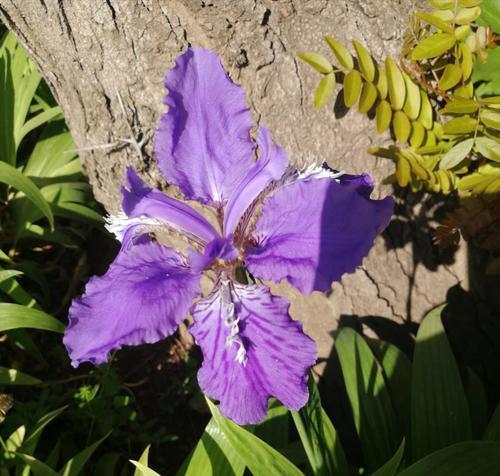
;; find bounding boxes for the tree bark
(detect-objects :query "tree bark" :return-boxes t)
[0,0,466,361]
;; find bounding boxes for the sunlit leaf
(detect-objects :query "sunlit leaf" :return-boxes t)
[396,156,411,187]
[358,81,378,113]
[314,73,336,108]
[455,6,481,25]
[297,52,333,74]
[343,69,362,107]
[409,122,426,148]
[428,0,454,8]
[376,66,388,99]
[475,137,500,162]
[376,100,392,133]
[402,73,421,120]
[481,110,500,130]
[386,58,406,111]
[353,40,375,81]
[393,111,412,143]
[440,98,479,114]
[439,138,474,169]
[416,12,453,32]
[0,303,65,333]
[418,90,433,129]
[411,33,456,60]
[15,454,57,476]
[324,36,354,70]
[442,116,477,134]
[439,64,462,90]
[130,461,161,476]
[477,0,500,33]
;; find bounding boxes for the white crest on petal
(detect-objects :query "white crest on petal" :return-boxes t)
[296,163,344,181]
[104,212,160,242]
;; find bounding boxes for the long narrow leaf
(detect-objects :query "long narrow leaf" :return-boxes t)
[0,366,41,385]
[0,162,54,229]
[15,454,57,476]
[22,406,68,454]
[411,305,471,460]
[17,106,62,145]
[59,432,110,476]
[484,403,500,441]
[291,377,348,476]
[0,303,65,333]
[371,439,405,476]
[207,399,304,476]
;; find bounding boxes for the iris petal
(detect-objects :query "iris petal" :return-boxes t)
[64,242,201,367]
[191,282,316,424]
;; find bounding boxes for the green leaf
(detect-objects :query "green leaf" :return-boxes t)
[411,33,456,60]
[396,157,411,187]
[129,461,161,476]
[0,162,54,229]
[386,58,406,111]
[291,377,349,476]
[440,98,479,114]
[207,399,304,476]
[335,328,400,472]
[358,81,378,113]
[481,110,500,130]
[22,406,68,454]
[297,52,333,74]
[314,73,336,109]
[428,0,454,8]
[475,137,500,162]
[393,111,411,143]
[133,445,151,476]
[15,454,57,476]
[0,366,41,385]
[402,73,421,120]
[466,369,487,439]
[416,12,453,33]
[343,70,362,107]
[409,122,426,148]
[418,90,433,129]
[411,305,471,461]
[17,106,62,147]
[439,64,462,90]
[255,400,289,449]
[176,417,246,476]
[324,36,354,70]
[399,441,500,476]
[371,439,405,476]
[439,138,474,169]
[442,116,477,134]
[0,269,23,284]
[376,100,392,133]
[477,0,500,33]
[472,48,500,97]
[455,6,481,25]
[353,40,375,81]
[59,432,110,476]
[459,43,473,81]
[0,303,65,333]
[484,403,500,441]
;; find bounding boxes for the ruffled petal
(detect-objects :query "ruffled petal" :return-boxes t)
[64,242,201,367]
[154,48,255,205]
[190,281,316,424]
[109,167,220,247]
[223,127,287,237]
[245,173,394,294]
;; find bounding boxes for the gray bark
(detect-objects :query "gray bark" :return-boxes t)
[0,0,466,361]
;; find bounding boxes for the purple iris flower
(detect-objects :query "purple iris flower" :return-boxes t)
[63,48,394,424]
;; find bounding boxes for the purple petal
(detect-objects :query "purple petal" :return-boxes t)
[223,127,288,237]
[191,281,317,424]
[117,167,220,246]
[154,48,255,205]
[188,236,239,272]
[245,174,394,294]
[64,242,200,367]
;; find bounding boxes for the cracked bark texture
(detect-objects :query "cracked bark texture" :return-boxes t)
[0,0,467,362]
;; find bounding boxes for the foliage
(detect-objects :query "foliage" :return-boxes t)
[118,305,499,476]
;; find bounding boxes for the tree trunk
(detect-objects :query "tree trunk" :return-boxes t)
[0,0,466,361]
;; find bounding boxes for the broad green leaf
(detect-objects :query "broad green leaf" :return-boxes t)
[455,6,481,25]
[0,366,41,385]
[371,439,405,476]
[477,0,500,33]
[358,81,378,113]
[416,12,453,33]
[314,73,336,108]
[0,303,65,333]
[411,33,456,60]
[376,100,392,133]
[442,116,477,134]
[440,98,479,114]
[129,461,161,476]
[343,70,362,107]
[475,137,500,162]
[481,110,500,130]
[291,377,348,476]
[207,399,304,476]
[399,441,500,476]
[255,399,289,449]
[466,369,487,439]
[297,52,333,74]
[176,417,246,476]
[59,432,110,476]
[439,138,474,169]
[353,40,375,81]
[439,64,462,90]
[393,111,411,143]
[418,90,433,129]
[0,269,23,284]
[0,162,54,229]
[484,403,500,441]
[15,454,57,476]
[402,73,421,120]
[411,305,471,461]
[409,122,426,148]
[386,58,405,111]
[335,328,400,472]
[471,48,500,97]
[324,36,354,70]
